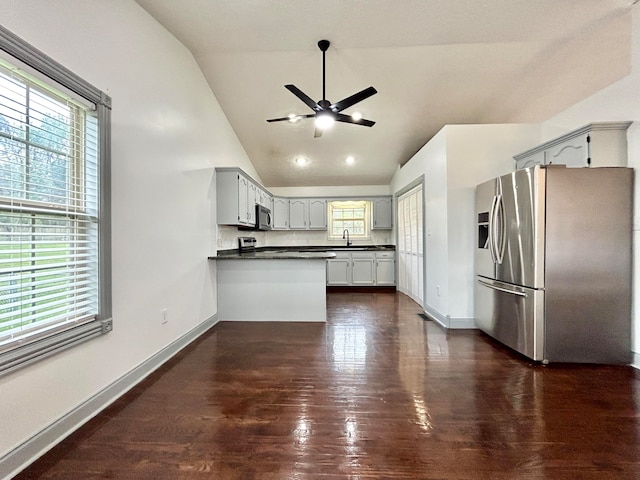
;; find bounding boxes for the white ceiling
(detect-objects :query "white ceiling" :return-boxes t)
[134,0,634,187]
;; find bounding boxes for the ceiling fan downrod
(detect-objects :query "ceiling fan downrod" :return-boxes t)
[318,39,330,104]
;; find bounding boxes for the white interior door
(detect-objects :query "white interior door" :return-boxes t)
[397,184,424,307]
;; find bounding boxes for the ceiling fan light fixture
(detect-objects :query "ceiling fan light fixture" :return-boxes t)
[266,39,377,136]
[315,112,335,130]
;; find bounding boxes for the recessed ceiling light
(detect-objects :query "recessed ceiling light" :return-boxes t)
[345,156,355,165]
[351,112,363,121]
[288,114,300,123]
[315,112,335,130]
[295,156,308,167]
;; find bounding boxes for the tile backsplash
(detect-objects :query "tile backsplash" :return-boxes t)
[217,225,393,251]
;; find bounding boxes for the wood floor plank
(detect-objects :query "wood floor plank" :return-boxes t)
[12,291,640,479]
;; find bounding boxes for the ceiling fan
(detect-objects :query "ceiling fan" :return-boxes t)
[266,39,377,138]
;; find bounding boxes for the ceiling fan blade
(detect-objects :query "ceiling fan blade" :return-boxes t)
[285,84,321,112]
[335,113,375,127]
[266,116,293,123]
[330,86,377,112]
[266,113,316,123]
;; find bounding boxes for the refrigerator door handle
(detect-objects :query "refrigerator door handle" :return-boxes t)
[477,278,528,298]
[496,194,506,264]
[488,195,498,264]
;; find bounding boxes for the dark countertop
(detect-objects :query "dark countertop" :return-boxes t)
[209,244,395,260]
[210,251,336,260]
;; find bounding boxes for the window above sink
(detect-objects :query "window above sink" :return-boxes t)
[328,200,371,240]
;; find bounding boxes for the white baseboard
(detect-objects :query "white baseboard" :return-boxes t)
[1,314,218,480]
[422,305,476,330]
[448,317,476,329]
[632,351,640,370]
[423,305,447,329]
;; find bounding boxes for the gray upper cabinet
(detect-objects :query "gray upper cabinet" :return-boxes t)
[216,169,255,226]
[216,167,272,227]
[288,198,327,230]
[308,199,327,229]
[247,182,256,225]
[288,199,307,229]
[515,150,546,170]
[272,197,289,229]
[256,188,272,209]
[372,197,393,229]
[514,122,631,170]
[216,168,384,233]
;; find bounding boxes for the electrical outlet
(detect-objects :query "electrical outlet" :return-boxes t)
[161,308,168,325]
[436,285,441,296]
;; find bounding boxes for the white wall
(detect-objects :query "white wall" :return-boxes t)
[0,0,257,469]
[541,4,640,361]
[390,124,541,326]
[445,125,542,320]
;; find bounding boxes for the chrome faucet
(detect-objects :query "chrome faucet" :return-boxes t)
[342,229,352,247]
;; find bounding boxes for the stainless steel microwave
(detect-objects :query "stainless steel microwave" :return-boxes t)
[255,204,272,231]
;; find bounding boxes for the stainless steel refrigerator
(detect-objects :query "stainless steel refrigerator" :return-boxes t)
[474,165,633,364]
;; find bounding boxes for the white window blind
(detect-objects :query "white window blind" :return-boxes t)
[328,200,371,239]
[0,64,99,350]
[0,24,111,376]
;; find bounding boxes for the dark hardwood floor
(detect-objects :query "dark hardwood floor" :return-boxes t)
[13,292,640,479]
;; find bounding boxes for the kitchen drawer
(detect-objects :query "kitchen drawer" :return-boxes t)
[375,251,395,259]
[331,251,351,259]
[351,251,375,259]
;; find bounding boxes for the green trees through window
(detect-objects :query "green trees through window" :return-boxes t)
[0,67,98,342]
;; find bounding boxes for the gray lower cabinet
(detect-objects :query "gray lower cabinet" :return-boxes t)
[375,251,396,285]
[326,253,351,285]
[351,252,375,285]
[326,251,395,286]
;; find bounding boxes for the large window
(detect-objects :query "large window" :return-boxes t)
[328,200,370,240]
[0,25,111,375]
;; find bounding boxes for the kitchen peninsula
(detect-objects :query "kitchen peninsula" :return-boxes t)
[209,247,336,322]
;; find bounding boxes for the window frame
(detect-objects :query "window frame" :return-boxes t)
[327,200,371,240]
[0,24,111,376]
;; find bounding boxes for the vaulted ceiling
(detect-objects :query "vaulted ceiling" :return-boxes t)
[135,0,634,187]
